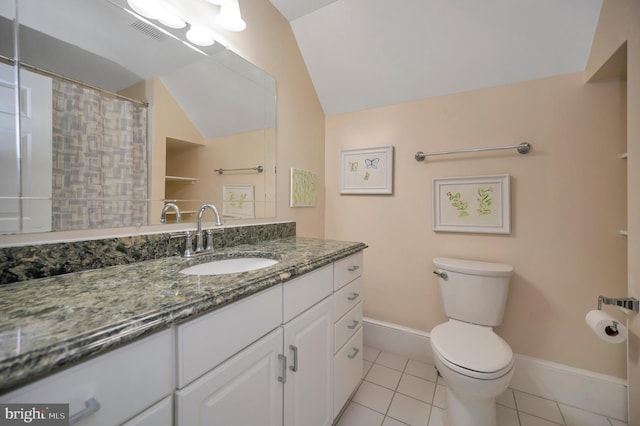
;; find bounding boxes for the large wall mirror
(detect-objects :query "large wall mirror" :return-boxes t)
[0,0,276,235]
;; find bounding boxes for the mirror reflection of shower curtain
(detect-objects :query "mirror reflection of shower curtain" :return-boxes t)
[51,80,147,231]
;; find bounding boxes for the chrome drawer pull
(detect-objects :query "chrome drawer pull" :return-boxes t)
[347,320,360,330]
[278,354,287,383]
[289,345,298,372]
[69,397,100,424]
[347,265,360,272]
[347,292,360,301]
[347,348,360,359]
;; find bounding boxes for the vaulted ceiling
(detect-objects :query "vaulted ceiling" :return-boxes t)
[268,0,604,116]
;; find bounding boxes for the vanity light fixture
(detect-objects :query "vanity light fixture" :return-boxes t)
[126,0,246,47]
[157,13,187,29]
[126,0,162,19]
[216,0,246,32]
[186,26,216,46]
[127,0,186,28]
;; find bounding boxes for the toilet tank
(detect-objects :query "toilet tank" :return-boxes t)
[433,257,513,327]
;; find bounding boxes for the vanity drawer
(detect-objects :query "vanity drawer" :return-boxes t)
[0,329,174,426]
[177,284,282,388]
[334,252,363,291]
[334,327,363,419]
[122,395,173,426]
[334,276,362,320]
[334,302,363,352]
[283,264,333,323]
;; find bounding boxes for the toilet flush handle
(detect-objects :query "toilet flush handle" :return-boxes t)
[433,271,448,280]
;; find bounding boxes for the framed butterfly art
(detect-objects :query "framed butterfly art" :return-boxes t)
[339,146,394,194]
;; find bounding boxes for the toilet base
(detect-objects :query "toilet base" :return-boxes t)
[443,386,497,426]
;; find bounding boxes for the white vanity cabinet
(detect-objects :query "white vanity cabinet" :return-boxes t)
[282,266,334,426]
[175,328,285,426]
[122,396,173,426]
[332,252,364,419]
[175,284,284,425]
[176,284,283,388]
[0,329,174,426]
[176,265,335,426]
[1,250,365,426]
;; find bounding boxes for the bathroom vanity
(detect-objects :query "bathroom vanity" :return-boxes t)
[0,236,366,425]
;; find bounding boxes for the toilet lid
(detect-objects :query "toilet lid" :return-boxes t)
[431,320,513,376]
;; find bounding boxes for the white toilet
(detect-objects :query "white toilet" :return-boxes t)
[430,257,514,426]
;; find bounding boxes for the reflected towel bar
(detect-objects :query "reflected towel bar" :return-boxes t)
[414,142,532,162]
[214,166,264,175]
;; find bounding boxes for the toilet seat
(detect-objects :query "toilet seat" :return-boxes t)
[431,320,513,380]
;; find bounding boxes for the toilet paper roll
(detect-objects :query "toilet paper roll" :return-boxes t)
[585,310,627,343]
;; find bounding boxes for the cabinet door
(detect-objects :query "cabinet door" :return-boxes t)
[176,328,284,426]
[283,296,334,426]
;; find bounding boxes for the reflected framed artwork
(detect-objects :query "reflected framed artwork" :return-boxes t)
[433,175,510,234]
[223,184,255,219]
[339,146,393,194]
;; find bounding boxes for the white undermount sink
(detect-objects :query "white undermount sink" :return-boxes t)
[179,257,279,276]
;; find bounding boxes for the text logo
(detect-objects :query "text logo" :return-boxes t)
[0,404,68,425]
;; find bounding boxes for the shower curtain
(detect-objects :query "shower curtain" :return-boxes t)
[51,80,147,231]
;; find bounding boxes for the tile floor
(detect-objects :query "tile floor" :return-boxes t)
[335,346,628,426]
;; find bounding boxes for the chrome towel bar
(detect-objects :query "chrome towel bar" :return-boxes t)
[214,165,264,174]
[415,142,532,162]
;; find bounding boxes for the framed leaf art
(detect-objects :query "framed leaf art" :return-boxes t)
[433,175,510,234]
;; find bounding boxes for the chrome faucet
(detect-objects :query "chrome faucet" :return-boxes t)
[195,204,223,253]
[160,203,181,224]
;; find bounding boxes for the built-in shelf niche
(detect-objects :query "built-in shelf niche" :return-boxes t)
[165,137,203,182]
[164,137,204,221]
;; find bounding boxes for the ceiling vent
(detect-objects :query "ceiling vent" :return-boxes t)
[130,19,166,42]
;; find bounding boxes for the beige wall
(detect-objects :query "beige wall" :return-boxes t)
[221,0,326,238]
[325,72,628,378]
[587,0,640,421]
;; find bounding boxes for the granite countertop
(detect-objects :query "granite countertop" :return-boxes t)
[0,236,367,393]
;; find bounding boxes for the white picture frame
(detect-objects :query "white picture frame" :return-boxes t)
[222,184,255,219]
[339,146,393,194]
[433,175,511,234]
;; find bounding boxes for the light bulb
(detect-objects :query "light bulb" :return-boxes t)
[186,26,216,46]
[127,0,163,19]
[158,14,186,28]
[128,0,186,29]
[216,0,246,32]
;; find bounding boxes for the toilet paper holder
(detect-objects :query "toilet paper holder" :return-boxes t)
[597,295,639,313]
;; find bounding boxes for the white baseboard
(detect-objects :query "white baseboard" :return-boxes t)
[363,317,628,422]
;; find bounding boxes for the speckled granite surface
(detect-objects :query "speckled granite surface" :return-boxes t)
[0,236,366,393]
[0,222,296,285]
